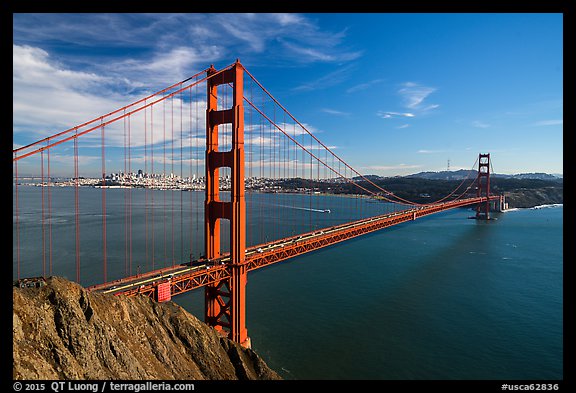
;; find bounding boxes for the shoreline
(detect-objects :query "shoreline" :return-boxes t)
[502,203,563,212]
[13,183,562,210]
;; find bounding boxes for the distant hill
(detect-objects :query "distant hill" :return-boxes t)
[282,171,562,208]
[404,170,562,181]
[405,169,475,180]
[494,172,563,181]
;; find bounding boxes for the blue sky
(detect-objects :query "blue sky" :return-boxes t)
[13,13,563,176]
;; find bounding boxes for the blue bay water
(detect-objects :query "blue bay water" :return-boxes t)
[13,187,563,379]
[176,205,563,380]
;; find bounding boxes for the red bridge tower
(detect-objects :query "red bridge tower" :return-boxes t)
[204,60,250,348]
[476,153,491,220]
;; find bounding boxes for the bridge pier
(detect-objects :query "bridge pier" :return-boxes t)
[498,194,508,211]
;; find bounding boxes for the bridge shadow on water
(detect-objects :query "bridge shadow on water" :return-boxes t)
[323,210,541,379]
[245,209,521,379]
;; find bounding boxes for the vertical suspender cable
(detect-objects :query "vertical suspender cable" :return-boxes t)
[124,112,128,277]
[316,139,320,227]
[41,149,46,278]
[248,78,253,247]
[171,93,175,266]
[194,80,199,259]
[293,121,296,237]
[14,157,20,280]
[283,110,287,238]
[144,102,148,274]
[163,97,167,267]
[47,139,52,276]
[272,102,276,241]
[179,85,184,265]
[188,86,193,260]
[101,121,107,283]
[188,86,192,259]
[128,114,132,275]
[259,97,264,245]
[309,131,312,232]
[151,103,155,270]
[74,130,80,283]
[191,85,195,259]
[338,160,342,225]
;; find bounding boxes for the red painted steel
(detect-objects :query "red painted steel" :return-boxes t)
[98,196,498,301]
[204,60,249,347]
[156,281,172,302]
[476,153,491,220]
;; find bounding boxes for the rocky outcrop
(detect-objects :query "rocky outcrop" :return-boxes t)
[503,187,563,208]
[13,277,281,380]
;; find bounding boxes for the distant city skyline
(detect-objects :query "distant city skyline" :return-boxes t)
[13,13,563,176]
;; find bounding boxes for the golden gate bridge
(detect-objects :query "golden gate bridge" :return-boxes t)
[13,60,503,348]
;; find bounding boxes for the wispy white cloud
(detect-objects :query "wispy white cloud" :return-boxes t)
[397,124,411,129]
[420,104,440,112]
[398,82,437,110]
[12,14,360,176]
[12,44,226,171]
[272,13,307,26]
[110,46,222,85]
[417,149,447,154]
[13,44,133,137]
[292,64,357,91]
[378,81,439,121]
[377,111,414,119]
[532,119,563,126]
[14,13,360,74]
[362,164,422,171]
[280,41,362,63]
[13,45,108,89]
[346,79,385,94]
[472,120,491,128]
[14,12,357,146]
[321,108,350,116]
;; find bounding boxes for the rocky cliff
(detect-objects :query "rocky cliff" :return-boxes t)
[13,277,281,380]
[502,187,563,209]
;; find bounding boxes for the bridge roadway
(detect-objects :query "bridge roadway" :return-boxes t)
[87,196,499,300]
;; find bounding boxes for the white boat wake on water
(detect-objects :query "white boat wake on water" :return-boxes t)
[275,204,331,213]
[247,200,332,213]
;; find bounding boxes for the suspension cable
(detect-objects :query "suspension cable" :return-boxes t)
[242,65,472,207]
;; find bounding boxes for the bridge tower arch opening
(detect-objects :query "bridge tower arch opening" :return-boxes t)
[204,60,250,348]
